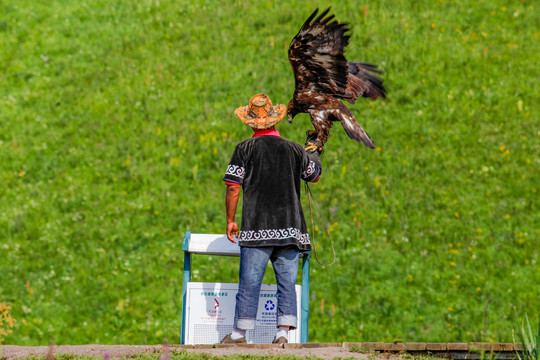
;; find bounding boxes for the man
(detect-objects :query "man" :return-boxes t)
[221,93,322,344]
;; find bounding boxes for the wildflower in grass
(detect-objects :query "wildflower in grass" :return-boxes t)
[0,304,16,341]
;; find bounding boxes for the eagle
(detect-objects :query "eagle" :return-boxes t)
[286,8,386,151]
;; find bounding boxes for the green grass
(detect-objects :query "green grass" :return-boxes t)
[1,0,539,346]
[513,310,539,360]
[395,354,441,360]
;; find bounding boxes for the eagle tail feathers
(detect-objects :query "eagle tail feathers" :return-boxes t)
[337,109,375,149]
[342,120,375,148]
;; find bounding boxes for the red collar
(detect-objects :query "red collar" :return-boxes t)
[252,129,281,138]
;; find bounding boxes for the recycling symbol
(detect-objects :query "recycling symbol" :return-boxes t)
[264,300,275,311]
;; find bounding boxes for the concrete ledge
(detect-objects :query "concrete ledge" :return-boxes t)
[361,342,385,351]
[384,343,406,352]
[427,343,447,351]
[448,343,469,351]
[1,343,523,360]
[470,342,491,351]
[320,343,341,348]
[301,343,322,348]
[406,342,426,351]
[493,343,514,351]
[342,342,363,350]
[182,342,521,359]
[186,342,521,351]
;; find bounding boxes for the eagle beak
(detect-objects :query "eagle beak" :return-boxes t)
[287,114,293,124]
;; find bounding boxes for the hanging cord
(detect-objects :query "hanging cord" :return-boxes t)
[305,182,336,266]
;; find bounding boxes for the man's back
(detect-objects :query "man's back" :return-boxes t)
[224,133,320,251]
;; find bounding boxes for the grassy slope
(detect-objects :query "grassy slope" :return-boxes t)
[1,0,538,345]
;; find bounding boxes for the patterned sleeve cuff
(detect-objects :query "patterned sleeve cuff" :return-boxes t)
[301,160,320,182]
[223,164,245,184]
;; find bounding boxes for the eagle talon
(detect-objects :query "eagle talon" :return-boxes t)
[304,142,318,152]
[304,142,323,153]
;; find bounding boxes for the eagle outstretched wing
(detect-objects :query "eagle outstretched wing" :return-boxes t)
[288,8,350,97]
[287,8,386,150]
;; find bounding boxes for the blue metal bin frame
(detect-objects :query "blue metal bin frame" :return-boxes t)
[181,231,310,344]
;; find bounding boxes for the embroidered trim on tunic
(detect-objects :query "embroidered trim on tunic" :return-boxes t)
[239,228,311,245]
[225,164,245,179]
[302,160,316,178]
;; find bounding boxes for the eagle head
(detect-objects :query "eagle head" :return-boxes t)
[286,100,299,124]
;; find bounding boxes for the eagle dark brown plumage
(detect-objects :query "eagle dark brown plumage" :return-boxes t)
[286,8,386,150]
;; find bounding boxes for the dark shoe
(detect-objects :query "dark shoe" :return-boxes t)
[272,336,288,344]
[220,334,247,344]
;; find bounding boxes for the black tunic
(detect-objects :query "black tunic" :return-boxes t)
[223,135,321,251]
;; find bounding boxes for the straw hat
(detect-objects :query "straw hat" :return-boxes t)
[234,93,286,129]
